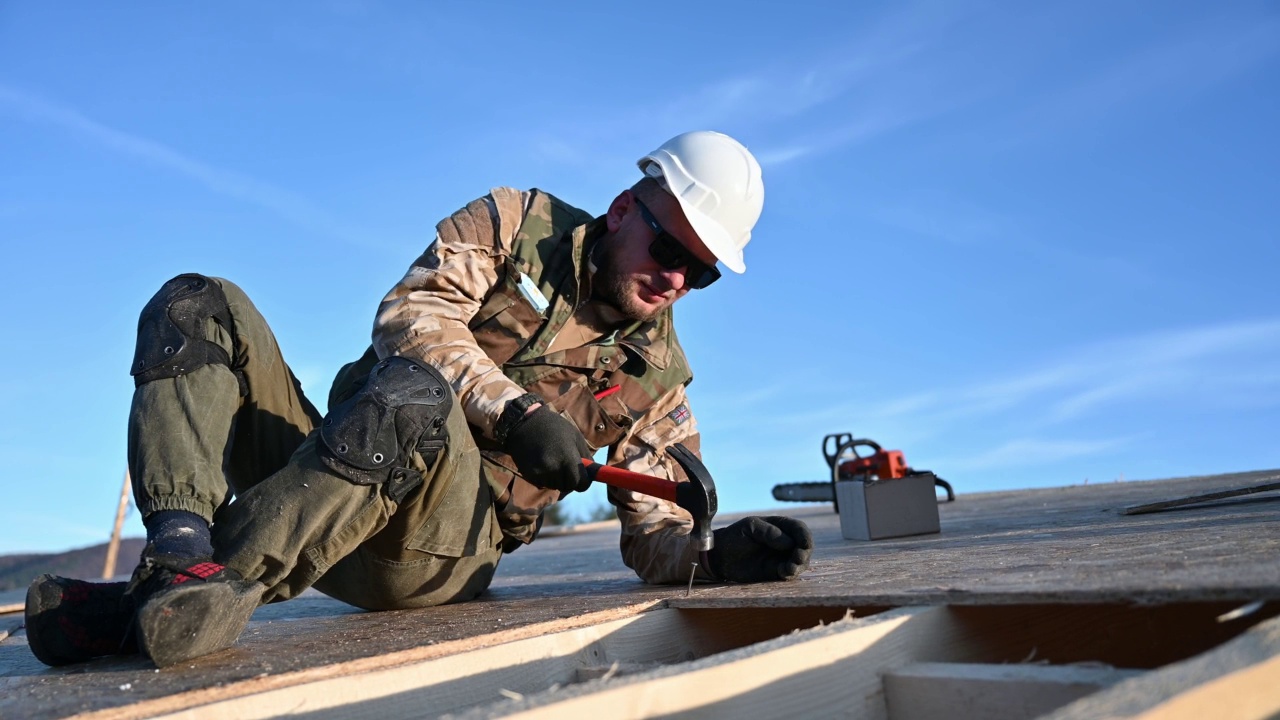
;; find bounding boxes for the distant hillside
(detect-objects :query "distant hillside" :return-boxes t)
[0,538,147,592]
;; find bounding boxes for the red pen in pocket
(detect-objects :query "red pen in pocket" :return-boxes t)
[594,385,621,401]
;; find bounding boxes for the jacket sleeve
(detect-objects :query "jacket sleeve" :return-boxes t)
[372,187,530,439]
[606,384,718,585]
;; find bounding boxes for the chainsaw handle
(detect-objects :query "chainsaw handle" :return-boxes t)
[827,435,887,515]
[822,433,853,471]
[581,459,677,502]
[823,434,884,472]
[837,437,884,461]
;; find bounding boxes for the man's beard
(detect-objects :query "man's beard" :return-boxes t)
[592,239,666,322]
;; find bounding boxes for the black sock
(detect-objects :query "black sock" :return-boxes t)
[143,510,214,559]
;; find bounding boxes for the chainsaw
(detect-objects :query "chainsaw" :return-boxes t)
[771,433,954,512]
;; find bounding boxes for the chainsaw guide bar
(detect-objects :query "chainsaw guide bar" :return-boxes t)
[771,482,838,503]
[773,433,955,511]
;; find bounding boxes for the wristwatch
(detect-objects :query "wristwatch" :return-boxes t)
[494,392,545,445]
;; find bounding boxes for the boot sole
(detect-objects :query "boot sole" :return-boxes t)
[137,579,261,667]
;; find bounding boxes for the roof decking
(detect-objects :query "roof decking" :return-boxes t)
[2,469,1277,719]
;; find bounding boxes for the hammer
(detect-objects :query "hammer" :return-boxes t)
[581,442,718,551]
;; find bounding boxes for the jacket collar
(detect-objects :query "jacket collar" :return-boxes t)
[569,217,674,370]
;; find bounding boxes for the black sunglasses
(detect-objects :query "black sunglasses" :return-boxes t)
[633,198,721,290]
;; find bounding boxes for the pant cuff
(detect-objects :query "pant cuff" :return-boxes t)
[137,495,217,524]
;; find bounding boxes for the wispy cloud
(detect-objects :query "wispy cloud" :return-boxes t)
[933,436,1134,472]
[753,319,1280,435]
[712,6,987,166]
[864,188,1154,283]
[920,319,1280,427]
[870,195,1016,248]
[523,3,1279,178]
[526,3,983,171]
[1007,10,1280,143]
[0,83,378,249]
[706,318,1280,482]
[752,145,814,166]
[754,112,934,168]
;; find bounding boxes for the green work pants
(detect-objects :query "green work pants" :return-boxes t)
[127,277,503,609]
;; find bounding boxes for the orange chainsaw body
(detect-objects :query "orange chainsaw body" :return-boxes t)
[837,448,908,481]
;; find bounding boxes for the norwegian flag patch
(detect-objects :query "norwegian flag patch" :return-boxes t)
[668,404,691,425]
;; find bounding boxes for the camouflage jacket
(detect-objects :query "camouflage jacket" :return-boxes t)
[369,187,713,585]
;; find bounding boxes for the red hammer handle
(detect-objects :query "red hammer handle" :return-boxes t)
[581,459,677,502]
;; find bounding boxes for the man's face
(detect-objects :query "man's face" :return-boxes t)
[593,190,719,322]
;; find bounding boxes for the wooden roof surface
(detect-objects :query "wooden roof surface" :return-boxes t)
[3,469,1277,719]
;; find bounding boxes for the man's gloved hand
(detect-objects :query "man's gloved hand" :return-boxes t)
[707,516,813,583]
[502,404,593,494]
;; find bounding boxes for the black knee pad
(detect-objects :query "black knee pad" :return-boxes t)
[318,356,453,494]
[131,274,240,391]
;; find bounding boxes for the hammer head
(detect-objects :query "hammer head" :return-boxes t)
[668,443,718,552]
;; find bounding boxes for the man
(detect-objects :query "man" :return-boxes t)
[25,130,814,668]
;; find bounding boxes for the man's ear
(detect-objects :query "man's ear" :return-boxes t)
[605,190,633,233]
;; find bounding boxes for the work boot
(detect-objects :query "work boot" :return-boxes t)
[24,575,138,666]
[125,549,263,667]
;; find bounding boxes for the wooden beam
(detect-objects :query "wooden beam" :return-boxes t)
[103,469,132,579]
[82,606,846,720]
[1,616,23,643]
[883,662,1142,720]
[81,603,1276,720]
[70,602,658,720]
[1130,654,1280,720]
[459,605,1280,720]
[468,607,943,720]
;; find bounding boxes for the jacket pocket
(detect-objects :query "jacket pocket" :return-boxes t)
[549,381,627,451]
[468,257,546,366]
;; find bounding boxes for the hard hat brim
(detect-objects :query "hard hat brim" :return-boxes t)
[677,200,747,274]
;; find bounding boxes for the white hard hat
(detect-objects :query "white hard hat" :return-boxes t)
[637,130,764,274]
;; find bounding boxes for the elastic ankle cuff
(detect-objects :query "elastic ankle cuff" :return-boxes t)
[139,497,216,524]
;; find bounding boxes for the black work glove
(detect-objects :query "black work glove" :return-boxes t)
[707,516,813,583]
[502,404,593,494]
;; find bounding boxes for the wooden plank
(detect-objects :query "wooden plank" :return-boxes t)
[101,470,132,579]
[1130,654,1280,720]
[454,603,1279,720]
[882,662,1142,720]
[2,586,679,719]
[63,602,657,720]
[1,615,23,643]
[444,607,934,720]
[453,606,999,720]
[47,602,1261,720]
[91,606,849,720]
[143,613,663,720]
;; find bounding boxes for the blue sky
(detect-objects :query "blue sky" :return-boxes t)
[1,2,1277,555]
